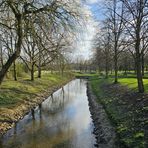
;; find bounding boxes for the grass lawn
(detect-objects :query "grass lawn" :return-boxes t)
[0,72,73,108]
[74,71,148,92]
[117,78,148,92]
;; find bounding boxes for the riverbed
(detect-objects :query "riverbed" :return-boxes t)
[0,79,96,148]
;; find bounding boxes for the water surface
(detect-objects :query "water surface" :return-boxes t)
[0,79,96,148]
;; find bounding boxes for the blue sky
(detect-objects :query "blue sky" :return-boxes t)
[86,0,105,21]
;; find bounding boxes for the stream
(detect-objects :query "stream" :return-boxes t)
[0,79,96,148]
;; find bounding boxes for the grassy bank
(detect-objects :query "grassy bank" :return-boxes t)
[0,72,74,134]
[0,72,73,108]
[90,76,148,148]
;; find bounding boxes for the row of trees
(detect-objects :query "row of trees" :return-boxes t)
[72,57,96,73]
[93,0,148,93]
[0,0,82,83]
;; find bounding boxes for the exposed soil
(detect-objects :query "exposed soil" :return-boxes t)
[87,83,117,148]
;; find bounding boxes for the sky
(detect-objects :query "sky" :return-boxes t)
[72,0,105,61]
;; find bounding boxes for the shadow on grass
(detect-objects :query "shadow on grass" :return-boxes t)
[0,87,35,96]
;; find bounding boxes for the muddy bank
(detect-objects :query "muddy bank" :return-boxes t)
[0,78,74,135]
[87,83,117,148]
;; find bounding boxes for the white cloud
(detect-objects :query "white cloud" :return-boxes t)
[86,0,99,4]
[71,4,99,60]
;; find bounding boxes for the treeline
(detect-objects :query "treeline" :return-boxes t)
[0,0,81,83]
[93,0,148,93]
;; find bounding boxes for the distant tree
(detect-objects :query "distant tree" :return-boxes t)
[106,0,125,83]
[93,21,113,78]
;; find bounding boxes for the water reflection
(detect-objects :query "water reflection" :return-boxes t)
[1,79,95,148]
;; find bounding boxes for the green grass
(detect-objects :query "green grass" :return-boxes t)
[74,71,148,91]
[74,71,148,93]
[0,72,73,108]
[117,78,148,92]
[74,71,148,92]
[90,76,147,148]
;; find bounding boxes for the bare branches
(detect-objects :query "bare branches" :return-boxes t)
[0,0,81,83]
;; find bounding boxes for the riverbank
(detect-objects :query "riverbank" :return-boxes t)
[0,72,74,135]
[90,77,148,148]
[87,83,117,148]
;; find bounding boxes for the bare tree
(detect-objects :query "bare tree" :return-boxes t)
[119,0,148,92]
[0,0,80,84]
[106,0,125,83]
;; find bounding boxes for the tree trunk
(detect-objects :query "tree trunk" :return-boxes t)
[0,51,20,84]
[31,63,34,81]
[0,14,22,84]
[0,47,3,67]
[146,66,148,72]
[124,57,127,76]
[98,66,101,75]
[105,55,109,79]
[111,68,113,74]
[13,61,17,81]
[135,30,144,93]
[134,63,137,75]
[113,0,118,84]
[38,51,42,78]
[114,45,118,83]
[38,66,41,78]
[141,53,144,76]
[136,57,144,93]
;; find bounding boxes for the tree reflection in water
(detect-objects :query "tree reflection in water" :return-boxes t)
[1,79,96,148]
